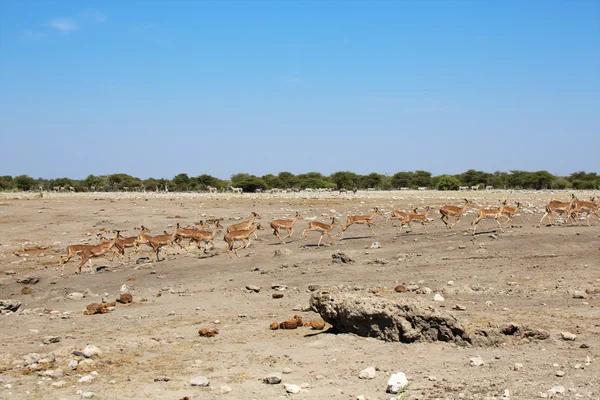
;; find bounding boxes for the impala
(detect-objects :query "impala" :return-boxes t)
[338,207,383,238]
[538,195,577,227]
[500,201,521,224]
[270,212,303,244]
[62,232,122,275]
[224,223,264,258]
[398,206,435,234]
[174,221,210,249]
[567,195,599,226]
[301,217,338,247]
[189,221,224,252]
[144,230,179,262]
[439,198,475,229]
[227,212,261,239]
[59,233,108,268]
[471,202,506,235]
[385,207,418,227]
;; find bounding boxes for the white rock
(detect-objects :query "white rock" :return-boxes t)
[51,380,66,388]
[23,353,41,365]
[433,294,445,302]
[386,372,408,394]
[358,366,376,379]
[120,284,129,293]
[447,280,454,286]
[220,385,232,394]
[370,242,381,249]
[513,363,523,371]
[263,373,282,384]
[282,368,293,374]
[67,292,84,300]
[68,360,78,370]
[548,385,565,395]
[78,374,94,383]
[284,383,301,394]
[81,392,95,399]
[190,376,210,387]
[82,345,102,358]
[470,356,484,367]
[561,331,577,341]
[555,370,565,377]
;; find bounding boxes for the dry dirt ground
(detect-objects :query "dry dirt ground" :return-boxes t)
[0,190,598,400]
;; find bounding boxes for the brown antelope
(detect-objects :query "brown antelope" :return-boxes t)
[224,223,264,258]
[144,230,179,262]
[301,217,338,247]
[271,212,303,244]
[338,207,383,238]
[385,207,418,227]
[174,221,211,249]
[59,233,106,267]
[500,201,521,224]
[111,230,142,257]
[567,194,600,226]
[471,202,506,235]
[439,198,475,229]
[398,206,435,234]
[188,221,223,252]
[62,232,122,275]
[538,195,577,227]
[227,212,261,239]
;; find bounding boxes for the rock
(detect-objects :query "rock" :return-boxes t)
[117,293,133,304]
[332,251,354,264]
[358,366,376,379]
[447,280,455,286]
[17,276,40,285]
[555,370,565,377]
[83,303,112,315]
[394,285,406,293]
[78,374,95,383]
[453,304,466,311]
[154,376,170,382]
[270,322,279,330]
[67,292,84,300]
[308,285,321,292]
[81,392,95,399]
[272,284,288,291]
[274,249,294,257]
[82,345,102,358]
[220,385,232,394]
[561,331,577,341]
[572,291,588,299]
[43,336,61,344]
[23,353,41,365]
[68,360,78,369]
[245,285,261,293]
[580,343,590,349]
[386,372,408,394]
[433,294,445,302]
[310,289,473,344]
[272,293,284,299]
[370,242,381,249]
[120,284,129,293]
[190,376,210,387]
[548,386,565,395]
[0,299,21,312]
[470,356,484,367]
[282,368,293,374]
[309,320,326,330]
[263,373,282,384]
[21,287,33,295]
[284,383,301,394]
[513,363,524,371]
[198,328,219,337]
[52,380,66,388]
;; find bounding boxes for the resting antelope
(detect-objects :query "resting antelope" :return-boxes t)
[224,223,264,258]
[227,212,261,239]
[439,199,475,229]
[301,217,338,247]
[62,232,122,275]
[188,221,224,252]
[567,195,599,226]
[398,206,435,234]
[270,212,303,244]
[385,207,418,227]
[471,202,506,235]
[338,207,383,238]
[500,201,521,224]
[538,195,577,227]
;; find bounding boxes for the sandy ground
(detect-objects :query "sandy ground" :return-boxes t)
[0,190,598,400]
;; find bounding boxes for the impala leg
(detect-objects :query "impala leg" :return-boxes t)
[495,217,505,232]
[317,233,324,247]
[282,228,293,240]
[368,223,378,236]
[327,232,336,245]
[538,212,549,227]
[423,222,429,234]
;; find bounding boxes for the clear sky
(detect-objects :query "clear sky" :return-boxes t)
[1,1,599,180]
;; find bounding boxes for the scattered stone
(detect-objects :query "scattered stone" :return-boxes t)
[68,360,78,370]
[17,276,40,285]
[433,294,445,302]
[83,302,115,315]
[513,363,524,371]
[0,299,21,312]
[220,385,232,394]
[394,285,406,293]
[358,366,376,379]
[453,304,466,311]
[270,322,279,330]
[21,287,33,295]
[561,331,577,341]
[117,293,133,304]
[198,328,219,337]
[580,343,590,349]
[23,353,41,365]
[272,293,284,299]
[284,383,301,394]
[447,280,455,286]
[67,292,84,300]
[52,380,66,388]
[308,285,321,292]
[458,245,467,249]
[245,285,261,293]
[78,374,95,383]
[555,370,565,377]
[572,291,588,299]
[470,356,484,367]
[548,386,565,395]
[42,336,60,344]
[367,258,389,265]
[82,345,102,358]
[309,320,326,330]
[272,284,288,291]
[154,376,170,382]
[282,368,293,374]
[386,372,408,394]
[263,373,282,384]
[332,251,354,264]
[370,242,381,249]
[274,248,294,257]
[190,376,210,387]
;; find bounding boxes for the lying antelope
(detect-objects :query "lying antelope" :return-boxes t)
[227,212,261,239]
[62,232,122,275]
[398,206,435,234]
[385,207,418,227]
[538,195,577,227]
[338,207,383,238]
[439,198,475,229]
[224,223,264,258]
[471,202,506,235]
[271,212,303,244]
[500,201,521,224]
[567,195,599,226]
[301,217,337,247]
[189,221,223,252]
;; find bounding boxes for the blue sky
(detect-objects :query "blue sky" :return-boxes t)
[1,1,598,179]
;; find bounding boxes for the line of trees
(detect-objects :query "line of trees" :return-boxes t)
[0,170,598,193]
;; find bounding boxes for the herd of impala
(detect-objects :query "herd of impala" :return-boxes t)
[58,193,599,276]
